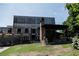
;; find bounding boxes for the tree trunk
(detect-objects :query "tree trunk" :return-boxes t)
[40,18,47,46]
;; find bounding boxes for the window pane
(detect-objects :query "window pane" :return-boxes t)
[17,28,21,34]
[31,29,36,33]
[25,28,28,33]
[8,28,12,34]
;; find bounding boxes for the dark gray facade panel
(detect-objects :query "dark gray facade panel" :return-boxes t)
[13,16,55,24]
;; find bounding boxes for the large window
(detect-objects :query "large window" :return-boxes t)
[31,35,36,40]
[25,28,28,33]
[8,28,12,34]
[31,29,36,33]
[14,16,55,24]
[14,16,17,23]
[14,16,25,24]
[17,28,21,34]
[45,18,55,24]
[25,17,36,24]
[36,18,41,24]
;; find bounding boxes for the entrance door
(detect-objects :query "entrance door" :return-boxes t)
[46,29,55,42]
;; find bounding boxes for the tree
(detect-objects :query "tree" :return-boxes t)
[64,3,79,36]
[40,18,47,46]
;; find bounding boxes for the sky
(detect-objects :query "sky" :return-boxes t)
[0,3,68,27]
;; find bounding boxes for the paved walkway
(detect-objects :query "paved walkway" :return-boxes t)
[0,47,10,53]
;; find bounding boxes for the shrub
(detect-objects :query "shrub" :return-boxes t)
[0,35,31,46]
[72,36,79,50]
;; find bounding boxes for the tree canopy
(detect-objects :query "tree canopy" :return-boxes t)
[64,3,79,35]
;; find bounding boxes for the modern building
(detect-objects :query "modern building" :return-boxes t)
[0,27,7,34]
[0,16,69,44]
[13,16,55,41]
[0,26,13,34]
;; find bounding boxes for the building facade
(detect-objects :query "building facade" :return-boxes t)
[13,16,55,41]
[0,16,69,44]
[0,26,13,35]
[0,16,55,41]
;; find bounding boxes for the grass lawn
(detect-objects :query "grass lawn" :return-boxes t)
[0,43,79,56]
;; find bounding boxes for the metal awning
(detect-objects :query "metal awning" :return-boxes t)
[42,24,68,30]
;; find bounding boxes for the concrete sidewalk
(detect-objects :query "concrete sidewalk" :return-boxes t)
[0,47,10,53]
